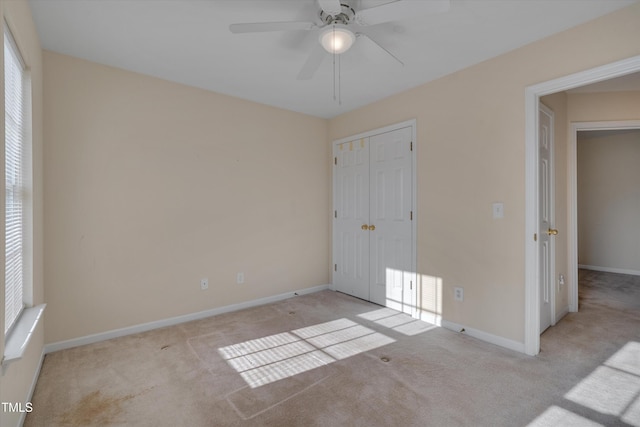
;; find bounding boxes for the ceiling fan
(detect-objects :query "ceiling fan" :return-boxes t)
[229,0,450,80]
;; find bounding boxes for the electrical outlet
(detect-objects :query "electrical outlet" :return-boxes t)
[454,287,464,302]
[558,273,565,292]
[237,272,245,284]
[200,278,208,290]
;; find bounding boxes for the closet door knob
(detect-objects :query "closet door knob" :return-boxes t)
[362,224,369,230]
[368,225,376,231]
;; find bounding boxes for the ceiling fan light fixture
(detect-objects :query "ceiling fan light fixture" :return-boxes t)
[320,24,355,54]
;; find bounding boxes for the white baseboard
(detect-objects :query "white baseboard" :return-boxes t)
[44,284,331,354]
[18,348,45,427]
[555,305,570,323]
[441,320,525,354]
[578,264,640,277]
[417,309,442,327]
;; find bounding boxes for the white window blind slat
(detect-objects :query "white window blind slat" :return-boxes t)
[4,26,27,335]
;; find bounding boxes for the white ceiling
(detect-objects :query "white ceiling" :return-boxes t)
[28,0,638,119]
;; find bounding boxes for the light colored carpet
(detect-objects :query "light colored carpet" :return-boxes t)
[25,270,640,426]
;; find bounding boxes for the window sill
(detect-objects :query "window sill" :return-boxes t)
[2,304,46,374]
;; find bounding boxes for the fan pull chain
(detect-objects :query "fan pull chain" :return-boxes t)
[332,25,337,102]
[330,26,342,105]
[338,52,342,105]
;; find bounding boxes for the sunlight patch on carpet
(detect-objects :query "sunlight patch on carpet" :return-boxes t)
[358,307,437,336]
[292,318,356,339]
[563,341,640,425]
[322,332,395,360]
[606,341,640,376]
[239,351,334,388]
[219,332,299,360]
[565,366,639,416]
[219,318,394,388]
[623,396,640,426]
[527,405,603,427]
[224,339,316,373]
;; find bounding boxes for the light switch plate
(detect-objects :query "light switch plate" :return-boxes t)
[492,202,504,219]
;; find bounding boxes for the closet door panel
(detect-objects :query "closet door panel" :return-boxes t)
[369,127,413,312]
[334,139,370,300]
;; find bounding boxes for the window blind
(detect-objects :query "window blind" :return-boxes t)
[4,26,27,335]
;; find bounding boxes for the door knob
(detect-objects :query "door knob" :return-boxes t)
[368,225,376,231]
[362,224,369,230]
[547,228,559,236]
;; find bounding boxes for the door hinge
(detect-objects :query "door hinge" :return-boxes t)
[410,211,413,220]
[410,141,413,151]
[334,210,337,219]
[534,233,537,242]
[334,156,337,165]
[334,264,337,272]
[410,280,413,290]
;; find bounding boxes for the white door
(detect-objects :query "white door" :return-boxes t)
[369,128,413,312]
[334,126,414,314]
[539,103,555,333]
[334,139,370,300]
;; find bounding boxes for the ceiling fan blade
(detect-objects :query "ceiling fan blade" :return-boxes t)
[229,21,316,34]
[356,0,450,26]
[297,44,327,80]
[318,0,342,16]
[357,33,404,67]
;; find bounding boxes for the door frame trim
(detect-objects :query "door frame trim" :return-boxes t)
[524,54,640,356]
[331,119,418,316]
[568,120,640,313]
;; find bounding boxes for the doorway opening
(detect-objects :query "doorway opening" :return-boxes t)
[568,122,640,312]
[524,55,640,356]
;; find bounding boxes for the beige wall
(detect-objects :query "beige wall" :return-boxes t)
[568,91,640,123]
[1,1,44,426]
[329,3,640,343]
[577,129,640,272]
[540,92,570,317]
[43,51,330,344]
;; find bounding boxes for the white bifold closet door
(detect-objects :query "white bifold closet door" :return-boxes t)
[334,126,413,314]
